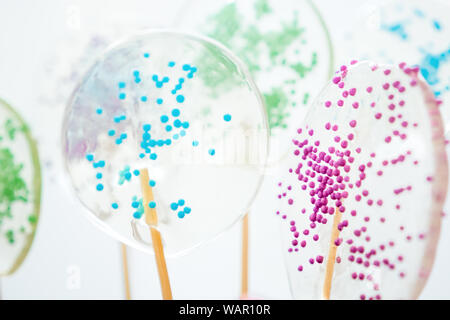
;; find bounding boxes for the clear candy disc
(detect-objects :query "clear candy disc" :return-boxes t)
[63,31,268,256]
[276,61,448,299]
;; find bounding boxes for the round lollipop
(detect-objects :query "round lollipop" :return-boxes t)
[63,31,268,298]
[344,0,450,129]
[276,61,448,300]
[176,0,333,297]
[0,99,41,280]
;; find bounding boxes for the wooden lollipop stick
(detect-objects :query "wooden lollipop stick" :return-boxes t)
[323,208,342,300]
[241,213,249,297]
[121,243,131,300]
[140,168,173,300]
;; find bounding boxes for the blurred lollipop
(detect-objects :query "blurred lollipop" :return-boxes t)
[63,31,268,299]
[276,61,447,299]
[343,0,450,133]
[175,0,333,297]
[0,98,41,297]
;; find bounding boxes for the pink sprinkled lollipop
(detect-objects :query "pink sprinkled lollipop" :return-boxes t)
[276,61,448,300]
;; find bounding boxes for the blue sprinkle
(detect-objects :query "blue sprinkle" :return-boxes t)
[139,153,145,159]
[96,184,104,191]
[182,64,190,71]
[174,119,182,128]
[120,133,127,139]
[184,207,191,214]
[98,160,105,168]
[149,201,156,208]
[133,70,140,77]
[171,109,180,117]
[143,53,150,58]
[125,172,132,180]
[143,124,151,131]
[180,130,186,137]
[176,95,185,103]
[173,134,179,140]
[132,201,140,209]
[150,153,157,160]
[112,203,119,209]
[141,96,148,102]
[433,20,442,31]
[165,139,172,145]
[115,138,122,145]
[119,93,126,100]
[135,77,141,84]
[178,199,185,206]
[182,122,189,129]
[163,77,169,83]
[133,212,142,219]
[208,149,216,156]
[86,154,94,161]
[168,61,175,67]
[96,173,103,179]
[118,82,126,89]
[160,115,169,123]
[178,211,185,219]
[170,203,178,211]
[133,170,140,176]
[165,125,172,132]
[192,140,199,147]
[108,129,115,136]
[96,108,103,115]
[157,140,164,147]
[149,180,156,187]
[157,98,163,105]
[224,114,232,122]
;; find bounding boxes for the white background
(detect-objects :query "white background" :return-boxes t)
[1,0,449,299]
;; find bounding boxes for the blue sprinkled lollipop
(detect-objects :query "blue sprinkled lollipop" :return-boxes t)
[63,31,268,258]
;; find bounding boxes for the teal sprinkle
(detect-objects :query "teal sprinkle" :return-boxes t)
[96,108,103,115]
[149,180,156,187]
[178,199,185,206]
[176,95,185,103]
[223,114,232,122]
[86,154,94,161]
[149,201,156,208]
[168,61,175,67]
[143,53,150,58]
[192,140,199,147]
[165,125,172,132]
[172,109,180,117]
[96,173,102,179]
[112,203,119,209]
[133,170,140,176]
[143,124,151,131]
[170,202,178,211]
[108,129,115,136]
[118,82,126,89]
[180,130,186,137]
[173,134,179,140]
[150,153,157,160]
[132,201,140,209]
[160,115,169,123]
[208,149,216,156]
[157,98,163,105]
[178,211,185,219]
[184,207,191,214]
[96,184,104,191]
[141,96,148,102]
[119,93,126,100]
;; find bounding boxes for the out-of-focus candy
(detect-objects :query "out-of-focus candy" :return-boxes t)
[176,0,333,163]
[345,0,450,132]
[0,99,41,276]
[63,31,268,256]
[276,61,448,299]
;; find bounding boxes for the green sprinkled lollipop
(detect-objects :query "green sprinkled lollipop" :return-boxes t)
[0,98,41,277]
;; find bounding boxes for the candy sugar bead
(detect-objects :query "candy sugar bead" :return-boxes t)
[0,99,41,276]
[177,0,333,163]
[276,61,448,299]
[63,31,268,256]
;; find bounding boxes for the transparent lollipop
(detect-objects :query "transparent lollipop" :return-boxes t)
[63,31,268,260]
[0,99,41,276]
[176,0,333,163]
[344,0,450,131]
[276,61,448,299]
